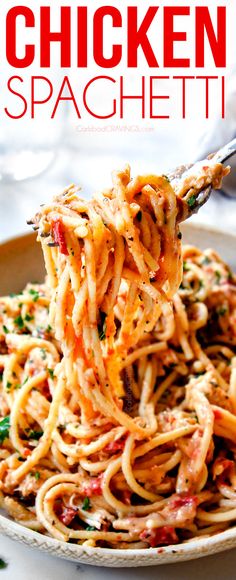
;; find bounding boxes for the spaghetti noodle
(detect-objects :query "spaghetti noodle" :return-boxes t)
[1,164,236,550]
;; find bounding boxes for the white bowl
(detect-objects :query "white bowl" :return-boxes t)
[0,223,236,567]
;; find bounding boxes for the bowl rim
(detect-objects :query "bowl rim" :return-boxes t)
[1,223,236,567]
[1,513,236,567]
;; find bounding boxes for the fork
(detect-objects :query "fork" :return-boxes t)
[169,138,236,222]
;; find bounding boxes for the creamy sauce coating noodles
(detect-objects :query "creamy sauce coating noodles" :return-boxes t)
[1,165,236,549]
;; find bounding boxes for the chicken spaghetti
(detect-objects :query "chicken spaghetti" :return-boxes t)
[1,164,236,550]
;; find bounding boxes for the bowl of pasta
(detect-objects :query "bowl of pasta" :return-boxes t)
[1,167,236,567]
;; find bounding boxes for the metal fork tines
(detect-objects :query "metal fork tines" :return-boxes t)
[169,138,236,222]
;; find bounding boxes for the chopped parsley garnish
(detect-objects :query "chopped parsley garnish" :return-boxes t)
[46,324,52,333]
[6,382,12,391]
[0,371,3,382]
[215,271,221,284]
[14,315,24,329]
[27,430,43,440]
[25,313,34,322]
[183,261,189,272]
[0,558,7,569]
[0,416,10,444]
[202,256,210,265]
[30,470,40,480]
[14,377,28,390]
[48,369,54,379]
[187,195,196,208]
[86,525,96,531]
[217,306,227,316]
[40,348,46,360]
[162,174,170,183]
[82,497,91,511]
[98,311,107,341]
[2,325,9,334]
[29,289,39,302]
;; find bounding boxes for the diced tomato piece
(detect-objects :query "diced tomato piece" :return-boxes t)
[83,474,103,497]
[52,220,68,256]
[107,348,114,356]
[140,526,178,547]
[55,503,77,526]
[213,409,222,420]
[23,448,32,458]
[105,437,126,454]
[170,494,198,510]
